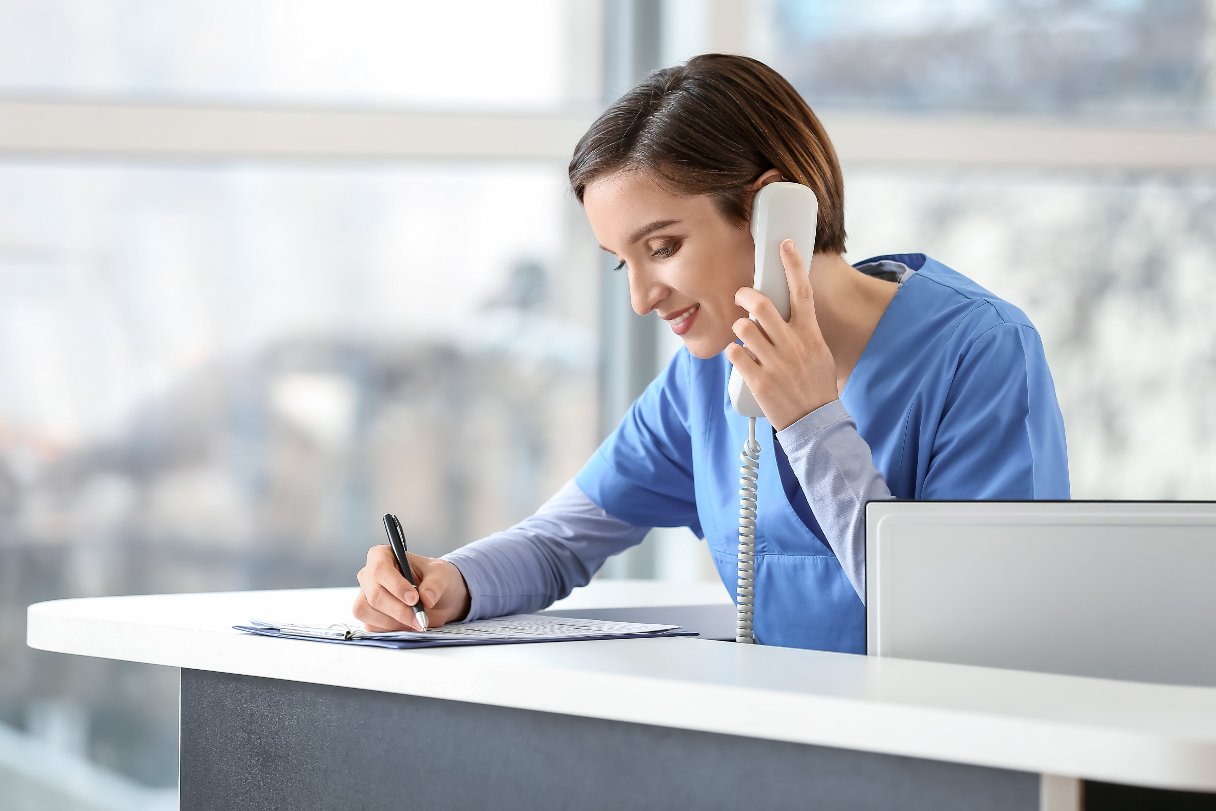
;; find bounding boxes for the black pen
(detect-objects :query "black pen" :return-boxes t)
[382,513,429,631]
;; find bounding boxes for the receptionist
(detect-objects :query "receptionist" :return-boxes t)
[352,53,1070,651]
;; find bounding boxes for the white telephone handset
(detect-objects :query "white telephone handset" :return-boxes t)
[726,181,817,644]
[727,181,819,418]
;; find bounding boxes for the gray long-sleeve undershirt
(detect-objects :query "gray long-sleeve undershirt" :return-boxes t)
[444,397,890,621]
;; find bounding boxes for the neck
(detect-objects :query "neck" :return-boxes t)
[809,252,900,390]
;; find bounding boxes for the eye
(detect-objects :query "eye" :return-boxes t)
[612,258,626,272]
[651,242,678,259]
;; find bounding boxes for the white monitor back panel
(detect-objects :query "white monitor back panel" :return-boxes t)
[866,501,1216,687]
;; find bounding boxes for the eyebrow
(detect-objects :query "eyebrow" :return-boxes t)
[598,219,681,253]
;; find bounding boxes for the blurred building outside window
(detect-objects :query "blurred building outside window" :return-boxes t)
[0,1,604,808]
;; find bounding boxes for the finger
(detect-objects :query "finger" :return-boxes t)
[405,553,449,611]
[732,317,775,364]
[352,591,411,633]
[734,288,789,346]
[732,314,770,346]
[734,286,776,317]
[368,546,420,605]
[780,240,818,325]
[725,341,759,374]
[358,566,420,629]
[359,565,422,628]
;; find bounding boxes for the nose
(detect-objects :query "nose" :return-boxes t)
[627,265,666,316]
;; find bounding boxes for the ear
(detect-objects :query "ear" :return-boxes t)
[748,168,785,191]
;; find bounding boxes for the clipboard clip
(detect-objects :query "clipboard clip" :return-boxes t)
[258,621,359,641]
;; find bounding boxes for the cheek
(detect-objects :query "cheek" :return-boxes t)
[732,236,757,283]
[710,230,755,289]
[719,255,756,310]
[671,237,752,315]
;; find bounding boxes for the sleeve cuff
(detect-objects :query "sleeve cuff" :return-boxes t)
[775,399,851,452]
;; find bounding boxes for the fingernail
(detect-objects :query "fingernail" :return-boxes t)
[403,591,416,606]
[782,240,796,252]
[423,590,436,607]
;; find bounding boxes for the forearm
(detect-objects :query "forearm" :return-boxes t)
[775,399,892,603]
[442,480,650,620]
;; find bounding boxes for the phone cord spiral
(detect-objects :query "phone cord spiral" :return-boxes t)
[736,417,760,644]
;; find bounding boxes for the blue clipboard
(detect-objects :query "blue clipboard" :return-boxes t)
[234,617,698,650]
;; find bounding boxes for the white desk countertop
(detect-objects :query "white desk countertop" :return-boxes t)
[27,581,1216,792]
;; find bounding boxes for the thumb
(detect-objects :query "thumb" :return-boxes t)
[408,553,445,609]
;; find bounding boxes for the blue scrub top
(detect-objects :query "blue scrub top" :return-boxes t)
[576,254,1070,651]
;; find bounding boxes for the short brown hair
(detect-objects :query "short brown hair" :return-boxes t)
[568,53,846,254]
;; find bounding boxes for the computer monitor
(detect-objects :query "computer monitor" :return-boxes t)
[865,501,1216,687]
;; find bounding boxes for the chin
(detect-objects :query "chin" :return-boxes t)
[683,335,733,360]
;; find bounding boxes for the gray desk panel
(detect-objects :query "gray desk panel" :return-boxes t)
[180,668,1037,811]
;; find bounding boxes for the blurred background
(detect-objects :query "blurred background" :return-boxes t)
[1,0,1214,807]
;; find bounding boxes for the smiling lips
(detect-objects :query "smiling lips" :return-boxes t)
[665,304,700,336]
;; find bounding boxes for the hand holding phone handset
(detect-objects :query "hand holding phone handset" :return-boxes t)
[728,182,819,417]
[727,181,818,643]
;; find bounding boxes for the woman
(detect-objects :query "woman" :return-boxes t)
[353,54,1070,651]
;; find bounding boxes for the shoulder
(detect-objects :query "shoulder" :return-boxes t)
[918,255,1034,330]
[908,258,1053,384]
[869,253,1041,347]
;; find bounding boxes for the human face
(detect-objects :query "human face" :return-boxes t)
[582,169,754,359]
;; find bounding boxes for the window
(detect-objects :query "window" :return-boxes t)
[0,3,604,804]
[0,0,593,109]
[754,0,1216,499]
[766,0,1215,125]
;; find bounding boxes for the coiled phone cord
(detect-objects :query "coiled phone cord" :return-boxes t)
[736,417,760,644]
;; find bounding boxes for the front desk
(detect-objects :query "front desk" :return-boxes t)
[27,582,1216,810]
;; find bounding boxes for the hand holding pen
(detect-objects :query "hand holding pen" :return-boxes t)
[353,515,472,632]
[382,513,429,630]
